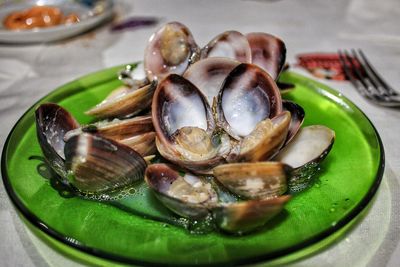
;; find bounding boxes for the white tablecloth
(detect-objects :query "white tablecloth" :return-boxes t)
[1,0,400,266]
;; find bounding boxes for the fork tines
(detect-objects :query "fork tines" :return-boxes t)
[338,49,400,107]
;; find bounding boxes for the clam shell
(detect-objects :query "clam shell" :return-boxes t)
[213,162,291,199]
[217,63,283,139]
[183,57,240,105]
[274,125,335,192]
[85,82,156,119]
[151,74,230,173]
[232,111,291,162]
[89,115,154,140]
[35,103,79,179]
[201,31,252,63]
[144,21,200,81]
[120,131,156,157]
[64,115,155,157]
[283,100,305,145]
[66,115,154,141]
[145,163,218,219]
[152,74,214,141]
[64,133,146,194]
[274,125,335,169]
[246,32,286,80]
[155,133,230,175]
[212,195,291,234]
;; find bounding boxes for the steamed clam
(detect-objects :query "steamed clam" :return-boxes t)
[275,125,335,192]
[36,103,147,198]
[144,21,200,81]
[201,30,252,63]
[151,73,231,174]
[145,163,218,219]
[145,163,292,233]
[216,63,283,140]
[213,162,291,200]
[35,103,79,179]
[246,32,287,80]
[183,57,239,105]
[35,21,336,234]
[212,195,291,233]
[64,115,156,156]
[64,133,146,195]
[85,82,157,119]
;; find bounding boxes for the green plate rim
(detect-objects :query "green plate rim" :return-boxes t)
[1,65,385,266]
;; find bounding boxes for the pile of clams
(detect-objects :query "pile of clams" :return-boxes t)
[35,22,335,234]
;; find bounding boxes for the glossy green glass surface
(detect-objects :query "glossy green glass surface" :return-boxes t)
[1,66,384,266]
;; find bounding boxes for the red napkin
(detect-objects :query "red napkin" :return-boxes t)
[296,53,361,81]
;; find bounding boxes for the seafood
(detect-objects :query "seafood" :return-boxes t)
[216,63,283,139]
[65,133,146,195]
[275,125,335,191]
[246,32,287,80]
[85,82,157,119]
[3,6,79,30]
[144,22,200,81]
[213,195,291,233]
[64,115,155,156]
[183,57,239,105]
[146,163,292,233]
[35,22,335,234]
[201,31,252,63]
[213,162,291,199]
[35,103,79,179]
[36,103,146,198]
[145,163,218,219]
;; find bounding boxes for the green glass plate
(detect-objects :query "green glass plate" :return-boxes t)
[1,65,384,266]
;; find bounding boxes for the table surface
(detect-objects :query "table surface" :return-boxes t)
[1,0,399,266]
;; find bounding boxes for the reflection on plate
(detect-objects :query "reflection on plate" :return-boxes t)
[0,0,113,43]
[1,65,384,266]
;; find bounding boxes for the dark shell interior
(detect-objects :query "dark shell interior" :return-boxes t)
[152,74,214,143]
[246,32,286,80]
[35,103,79,179]
[217,63,282,138]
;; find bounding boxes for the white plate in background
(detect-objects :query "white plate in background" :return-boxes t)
[0,0,114,43]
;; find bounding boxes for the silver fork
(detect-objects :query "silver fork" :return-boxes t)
[338,49,400,107]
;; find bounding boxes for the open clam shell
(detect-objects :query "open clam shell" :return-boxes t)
[152,74,231,173]
[212,195,291,234]
[201,31,252,63]
[145,163,218,219]
[217,63,283,140]
[66,115,154,141]
[246,32,286,80]
[85,82,156,119]
[155,132,231,174]
[152,74,214,141]
[274,125,335,192]
[213,162,291,199]
[64,115,155,157]
[275,125,335,168]
[183,57,240,105]
[35,103,79,180]
[232,111,291,162]
[144,21,200,81]
[64,133,147,195]
[283,100,305,145]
